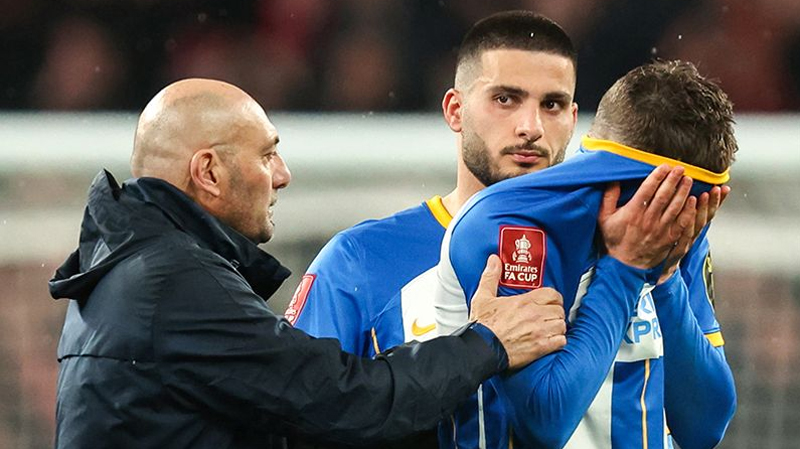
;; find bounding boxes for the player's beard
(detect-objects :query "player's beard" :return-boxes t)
[462,128,566,187]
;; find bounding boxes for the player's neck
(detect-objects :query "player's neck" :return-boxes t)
[442,168,485,218]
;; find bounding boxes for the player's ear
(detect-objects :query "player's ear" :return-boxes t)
[189,149,224,197]
[571,102,579,127]
[442,88,463,133]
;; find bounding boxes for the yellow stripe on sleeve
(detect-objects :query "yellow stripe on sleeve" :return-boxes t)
[371,327,382,355]
[705,331,725,347]
[641,359,651,449]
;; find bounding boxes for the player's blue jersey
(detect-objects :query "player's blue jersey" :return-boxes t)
[285,196,452,357]
[434,137,736,449]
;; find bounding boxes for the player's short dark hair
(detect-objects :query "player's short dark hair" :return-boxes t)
[455,11,576,86]
[592,60,737,173]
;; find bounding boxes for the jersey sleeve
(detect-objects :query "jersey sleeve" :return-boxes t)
[287,232,371,355]
[679,226,724,344]
[447,189,599,307]
[652,239,736,449]
[499,257,650,448]
[443,190,656,448]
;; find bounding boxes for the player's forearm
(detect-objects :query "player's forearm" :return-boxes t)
[501,256,646,448]
[653,271,736,449]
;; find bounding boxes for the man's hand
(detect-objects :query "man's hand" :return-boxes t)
[470,255,567,370]
[598,164,697,270]
[657,184,731,284]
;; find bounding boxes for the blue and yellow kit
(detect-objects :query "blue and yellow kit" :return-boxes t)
[286,196,452,357]
[434,137,737,449]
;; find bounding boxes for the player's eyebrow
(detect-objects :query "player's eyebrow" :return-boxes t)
[542,91,573,104]
[489,85,529,98]
[262,136,280,154]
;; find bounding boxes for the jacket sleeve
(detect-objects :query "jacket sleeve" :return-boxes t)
[652,235,736,449]
[154,249,504,446]
[288,232,371,355]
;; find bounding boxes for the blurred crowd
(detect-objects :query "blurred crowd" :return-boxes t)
[2,0,799,112]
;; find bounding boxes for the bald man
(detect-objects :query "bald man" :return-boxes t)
[49,79,570,449]
[130,79,291,244]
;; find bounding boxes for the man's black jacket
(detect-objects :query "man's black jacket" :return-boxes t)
[49,171,505,448]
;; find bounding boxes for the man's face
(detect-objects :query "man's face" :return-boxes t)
[458,49,578,186]
[219,109,291,244]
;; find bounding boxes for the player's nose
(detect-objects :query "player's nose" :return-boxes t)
[272,154,291,189]
[516,106,544,142]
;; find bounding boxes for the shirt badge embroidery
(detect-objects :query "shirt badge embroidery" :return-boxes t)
[498,225,546,289]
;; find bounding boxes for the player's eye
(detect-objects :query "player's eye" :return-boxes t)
[496,95,512,105]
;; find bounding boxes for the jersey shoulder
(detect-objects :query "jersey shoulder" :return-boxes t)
[343,200,445,246]
[296,199,449,346]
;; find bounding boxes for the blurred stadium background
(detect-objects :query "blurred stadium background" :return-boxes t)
[0,0,798,448]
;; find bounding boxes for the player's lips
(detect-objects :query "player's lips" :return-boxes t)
[509,151,547,164]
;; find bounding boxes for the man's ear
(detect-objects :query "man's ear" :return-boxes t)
[442,88,464,133]
[189,149,224,197]
[571,102,579,127]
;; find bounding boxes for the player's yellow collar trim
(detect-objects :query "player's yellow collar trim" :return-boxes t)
[582,136,730,184]
[426,195,452,229]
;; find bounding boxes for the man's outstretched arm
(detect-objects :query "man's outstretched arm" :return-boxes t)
[156,250,566,446]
